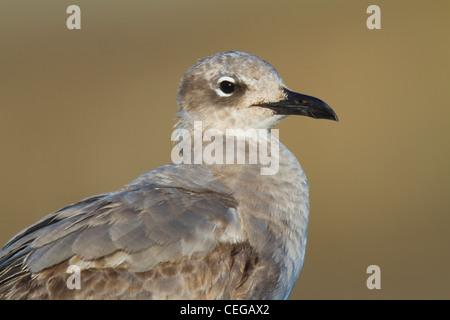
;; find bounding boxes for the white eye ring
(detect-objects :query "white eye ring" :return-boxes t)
[215,76,237,97]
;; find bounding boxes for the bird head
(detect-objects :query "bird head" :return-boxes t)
[177,51,338,132]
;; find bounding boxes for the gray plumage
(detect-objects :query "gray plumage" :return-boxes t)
[0,51,337,299]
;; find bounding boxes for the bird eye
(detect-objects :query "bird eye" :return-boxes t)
[220,81,236,94]
[216,76,237,96]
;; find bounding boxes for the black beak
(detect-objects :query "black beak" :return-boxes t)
[257,88,338,121]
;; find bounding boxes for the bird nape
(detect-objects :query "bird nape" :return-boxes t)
[0,51,337,300]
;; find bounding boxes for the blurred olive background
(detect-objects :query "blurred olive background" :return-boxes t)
[0,0,449,299]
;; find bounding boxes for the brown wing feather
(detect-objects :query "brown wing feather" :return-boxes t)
[1,242,278,299]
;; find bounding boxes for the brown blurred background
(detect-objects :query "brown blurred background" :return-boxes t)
[0,0,449,299]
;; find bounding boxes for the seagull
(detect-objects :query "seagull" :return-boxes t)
[0,51,338,299]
